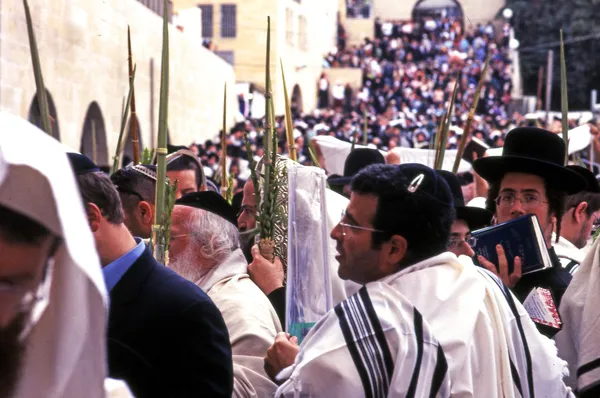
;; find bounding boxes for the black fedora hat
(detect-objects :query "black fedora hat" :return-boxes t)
[473,127,586,194]
[437,170,492,230]
[176,191,238,227]
[566,165,600,193]
[328,148,386,186]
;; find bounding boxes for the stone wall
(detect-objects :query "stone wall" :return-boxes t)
[0,0,237,166]
[373,0,505,24]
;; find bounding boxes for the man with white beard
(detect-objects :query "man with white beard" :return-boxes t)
[169,191,282,398]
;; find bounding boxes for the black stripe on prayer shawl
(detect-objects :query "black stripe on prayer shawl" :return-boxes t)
[578,358,600,377]
[429,344,449,398]
[406,308,424,398]
[502,283,535,397]
[335,287,393,398]
[477,268,531,396]
[509,359,524,396]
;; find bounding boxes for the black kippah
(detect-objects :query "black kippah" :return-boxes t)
[175,191,238,227]
[66,153,100,175]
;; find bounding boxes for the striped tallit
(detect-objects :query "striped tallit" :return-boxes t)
[383,252,573,397]
[275,285,450,397]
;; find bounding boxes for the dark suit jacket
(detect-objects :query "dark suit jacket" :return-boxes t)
[107,248,233,397]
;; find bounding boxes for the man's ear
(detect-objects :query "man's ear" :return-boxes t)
[86,203,103,233]
[199,184,207,192]
[386,234,408,268]
[138,201,154,225]
[575,201,589,223]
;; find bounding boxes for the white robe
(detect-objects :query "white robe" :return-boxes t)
[383,252,573,397]
[0,112,110,397]
[552,233,584,275]
[276,284,451,397]
[555,237,600,394]
[197,249,283,398]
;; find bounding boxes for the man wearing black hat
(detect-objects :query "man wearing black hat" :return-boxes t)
[473,127,587,307]
[554,165,600,275]
[268,164,571,396]
[438,170,492,258]
[169,192,282,398]
[328,148,386,197]
[66,153,234,397]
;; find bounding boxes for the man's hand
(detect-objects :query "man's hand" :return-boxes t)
[248,244,284,295]
[478,244,522,288]
[264,332,300,383]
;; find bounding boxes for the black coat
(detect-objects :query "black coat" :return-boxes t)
[107,249,233,397]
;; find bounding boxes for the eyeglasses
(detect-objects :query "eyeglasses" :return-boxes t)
[495,193,548,210]
[339,210,384,236]
[116,186,145,202]
[447,236,477,249]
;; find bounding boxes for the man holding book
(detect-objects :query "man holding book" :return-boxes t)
[473,127,586,309]
[553,165,600,275]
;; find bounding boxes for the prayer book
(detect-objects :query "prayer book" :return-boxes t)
[471,214,553,275]
[462,136,490,164]
[523,287,562,332]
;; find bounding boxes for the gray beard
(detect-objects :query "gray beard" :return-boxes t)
[0,313,26,397]
[169,244,207,284]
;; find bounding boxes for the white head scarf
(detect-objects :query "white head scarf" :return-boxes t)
[0,112,108,398]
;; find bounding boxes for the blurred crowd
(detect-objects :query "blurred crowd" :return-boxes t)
[189,16,539,195]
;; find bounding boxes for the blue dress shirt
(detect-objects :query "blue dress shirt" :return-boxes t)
[102,238,146,293]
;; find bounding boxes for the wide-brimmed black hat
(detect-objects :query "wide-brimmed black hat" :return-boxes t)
[328,148,385,186]
[437,170,492,230]
[176,191,237,227]
[473,127,586,194]
[566,165,600,193]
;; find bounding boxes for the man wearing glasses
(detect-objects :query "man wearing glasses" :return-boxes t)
[473,127,586,306]
[437,170,492,258]
[553,165,600,275]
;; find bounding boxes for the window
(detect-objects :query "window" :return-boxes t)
[286,9,294,45]
[221,4,237,38]
[215,50,235,66]
[198,4,214,38]
[136,0,172,20]
[298,15,308,50]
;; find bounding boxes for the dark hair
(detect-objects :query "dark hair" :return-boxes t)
[564,191,600,216]
[76,172,124,224]
[351,165,455,266]
[486,179,565,243]
[110,168,156,212]
[0,204,51,244]
[167,156,204,190]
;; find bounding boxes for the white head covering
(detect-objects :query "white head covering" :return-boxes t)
[0,112,108,398]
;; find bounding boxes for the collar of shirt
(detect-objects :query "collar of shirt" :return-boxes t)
[102,238,145,293]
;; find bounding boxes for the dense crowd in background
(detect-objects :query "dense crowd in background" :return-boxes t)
[189,16,527,194]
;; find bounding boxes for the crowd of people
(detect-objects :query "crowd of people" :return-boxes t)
[5,9,600,398]
[188,16,521,196]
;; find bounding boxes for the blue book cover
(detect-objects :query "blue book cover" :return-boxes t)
[471,214,553,275]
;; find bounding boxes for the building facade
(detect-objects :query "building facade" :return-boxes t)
[0,0,237,167]
[373,0,506,24]
[173,0,340,117]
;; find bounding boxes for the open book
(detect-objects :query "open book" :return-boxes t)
[471,214,553,275]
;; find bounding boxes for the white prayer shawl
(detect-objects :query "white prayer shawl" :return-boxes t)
[0,112,108,397]
[383,252,573,397]
[275,284,451,397]
[555,237,600,394]
[552,233,584,275]
[197,249,283,398]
